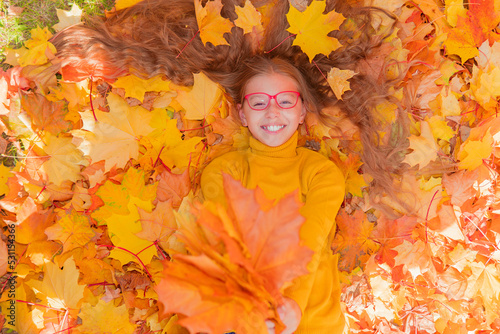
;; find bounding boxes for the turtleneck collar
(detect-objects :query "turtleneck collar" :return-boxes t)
[248,131,298,158]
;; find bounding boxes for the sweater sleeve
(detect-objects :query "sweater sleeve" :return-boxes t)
[284,159,345,315]
[200,153,241,206]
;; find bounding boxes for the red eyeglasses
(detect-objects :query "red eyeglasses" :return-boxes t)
[244,91,301,110]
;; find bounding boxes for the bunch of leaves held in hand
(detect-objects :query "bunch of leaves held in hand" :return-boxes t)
[0,0,499,333]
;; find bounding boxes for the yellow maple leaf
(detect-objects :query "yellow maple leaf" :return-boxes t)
[28,257,85,313]
[427,115,456,142]
[445,0,467,27]
[48,81,89,112]
[72,92,154,172]
[327,67,357,100]
[18,26,57,66]
[235,0,264,35]
[140,117,203,170]
[112,74,171,102]
[52,3,83,32]
[195,0,234,46]
[286,1,345,61]
[0,164,12,196]
[106,200,158,266]
[466,262,500,325]
[470,65,500,109]
[39,134,88,186]
[175,72,223,120]
[78,299,136,334]
[457,131,493,170]
[114,0,143,11]
[440,88,462,116]
[403,121,439,168]
[45,209,95,253]
[94,168,158,266]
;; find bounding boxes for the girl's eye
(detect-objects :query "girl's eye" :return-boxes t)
[251,101,266,108]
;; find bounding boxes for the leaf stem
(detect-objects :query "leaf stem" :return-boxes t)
[98,244,153,280]
[264,34,296,54]
[176,30,200,58]
[425,190,440,244]
[16,299,67,312]
[89,77,97,122]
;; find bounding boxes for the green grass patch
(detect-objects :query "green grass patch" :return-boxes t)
[0,0,115,63]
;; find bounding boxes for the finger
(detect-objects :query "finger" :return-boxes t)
[265,320,276,334]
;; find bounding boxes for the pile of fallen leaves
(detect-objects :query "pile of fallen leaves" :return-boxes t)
[0,0,499,333]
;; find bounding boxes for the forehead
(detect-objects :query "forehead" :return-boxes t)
[244,72,299,95]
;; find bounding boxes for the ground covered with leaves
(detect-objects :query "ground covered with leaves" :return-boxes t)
[0,0,499,333]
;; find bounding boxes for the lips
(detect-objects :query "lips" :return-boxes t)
[261,125,285,132]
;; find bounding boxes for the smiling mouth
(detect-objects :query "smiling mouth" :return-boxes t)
[262,125,285,132]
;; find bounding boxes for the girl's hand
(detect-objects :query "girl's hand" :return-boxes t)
[266,298,301,334]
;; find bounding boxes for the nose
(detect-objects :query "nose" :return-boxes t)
[265,100,281,118]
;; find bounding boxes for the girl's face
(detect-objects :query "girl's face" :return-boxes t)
[237,72,306,147]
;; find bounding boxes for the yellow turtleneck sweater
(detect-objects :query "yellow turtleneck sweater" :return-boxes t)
[200,131,346,333]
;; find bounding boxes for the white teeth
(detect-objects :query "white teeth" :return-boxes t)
[263,125,285,132]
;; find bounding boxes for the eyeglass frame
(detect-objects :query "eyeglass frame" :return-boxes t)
[243,91,301,110]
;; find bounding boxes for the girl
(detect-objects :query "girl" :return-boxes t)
[200,56,346,333]
[51,0,408,332]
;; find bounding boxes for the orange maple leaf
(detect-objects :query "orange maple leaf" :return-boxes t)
[21,92,72,135]
[371,216,418,266]
[331,210,379,272]
[444,0,500,63]
[156,174,312,334]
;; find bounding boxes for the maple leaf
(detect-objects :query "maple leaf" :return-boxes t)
[39,134,87,186]
[234,0,264,36]
[18,26,56,66]
[93,167,158,266]
[156,168,192,208]
[195,0,234,46]
[331,210,379,272]
[47,80,89,113]
[0,238,7,277]
[136,200,177,244]
[457,131,493,170]
[286,1,345,61]
[442,170,478,206]
[393,240,436,280]
[21,92,73,136]
[371,215,418,266]
[72,92,154,172]
[0,164,13,196]
[45,209,95,253]
[427,115,455,142]
[112,74,171,102]
[26,257,85,317]
[52,3,83,32]
[465,262,500,324]
[16,197,56,244]
[470,65,500,109]
[403,121,439,168]
[77,299,137,333]
[140,117,203,170]
[327,67,357,100]
[175,72,223,120]
[439,88,462,116]
[444,0,500,63]
[114,0,143,11]
[156,174,312,334]
[444,0,467,27]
